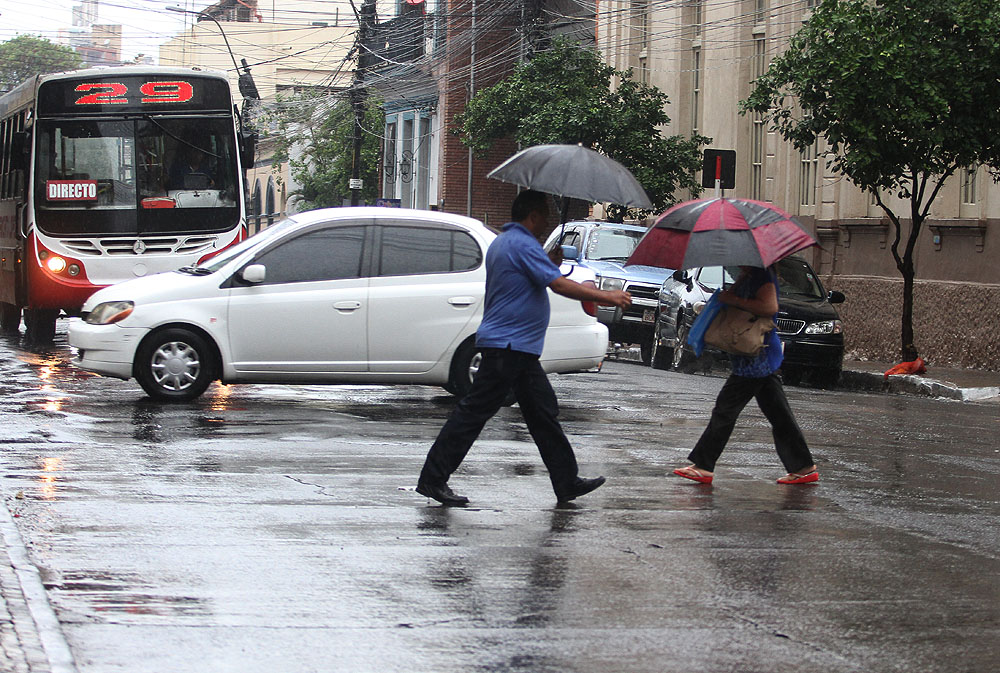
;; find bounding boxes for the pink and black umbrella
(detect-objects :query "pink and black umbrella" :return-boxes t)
[626,197,817,270]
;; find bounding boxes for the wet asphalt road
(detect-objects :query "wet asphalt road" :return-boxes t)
[1,326,999,673]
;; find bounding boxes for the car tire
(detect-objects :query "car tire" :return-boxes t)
[650,317,670,370]
[0,302,21,334]
[23,308,58,343]
[781,365,803,387]
[639,339,653,365]
[444,339,515,405]
[671,321,696,372]
[134,328,216,402]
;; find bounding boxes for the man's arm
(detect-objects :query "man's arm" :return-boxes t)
[549,276,632,310]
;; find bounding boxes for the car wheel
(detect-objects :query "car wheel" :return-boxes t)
[781,365,803,387]
[639,339,652,365]
[134,328,215,401]
[23,308,58,343]
[445,339,515,405]
[650,317,670,370]
[0,302,21,334]
[671,321,695,372]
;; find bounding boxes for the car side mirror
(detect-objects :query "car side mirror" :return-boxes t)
[672,268,693,291]
[827,290,846,304]
[560,244,579,262]
[240,264,266,284]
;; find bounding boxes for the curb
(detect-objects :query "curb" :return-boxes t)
[840,369,1000,403]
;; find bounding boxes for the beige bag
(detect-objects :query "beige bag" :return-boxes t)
[704,306,775,356]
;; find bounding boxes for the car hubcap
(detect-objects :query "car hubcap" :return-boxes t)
[468,351,482,384]
[150,341,200,391]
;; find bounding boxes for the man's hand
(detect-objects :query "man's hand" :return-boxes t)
[547,247,564,265]
[602,290,632,310]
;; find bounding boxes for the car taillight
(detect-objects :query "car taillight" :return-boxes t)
[581,280,597,317]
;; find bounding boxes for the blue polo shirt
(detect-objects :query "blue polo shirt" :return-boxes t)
[476,221,562,356]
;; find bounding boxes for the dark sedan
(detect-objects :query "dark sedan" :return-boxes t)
[650,257,845,385]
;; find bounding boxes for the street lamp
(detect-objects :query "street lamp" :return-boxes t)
[166,5,241,74]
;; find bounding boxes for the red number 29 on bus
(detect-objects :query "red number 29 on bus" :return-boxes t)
[74,81,195,105]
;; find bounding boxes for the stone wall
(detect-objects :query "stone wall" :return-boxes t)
[826,275,1000,371]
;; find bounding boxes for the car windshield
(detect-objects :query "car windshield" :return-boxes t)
[195,219,298,273]
[586,227,644,261]
[34,117,239,236]
[776,257,825,300]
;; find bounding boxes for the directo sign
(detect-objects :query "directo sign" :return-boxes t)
[46,180,98,201]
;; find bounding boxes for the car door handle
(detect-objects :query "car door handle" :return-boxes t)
[448,296,476,307]
[333,301,362,312]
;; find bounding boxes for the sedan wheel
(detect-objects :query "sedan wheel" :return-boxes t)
[135,328,215,401]
[672,322,694,372]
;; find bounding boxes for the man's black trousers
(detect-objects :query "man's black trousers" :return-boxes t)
[419,348,579,494]
[688,373,814,473]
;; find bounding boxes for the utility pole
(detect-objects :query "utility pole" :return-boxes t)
[350,0,376,206]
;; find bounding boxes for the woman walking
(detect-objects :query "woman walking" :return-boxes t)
[673,265,818,485]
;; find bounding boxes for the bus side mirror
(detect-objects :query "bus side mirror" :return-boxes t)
[239,131,257,170]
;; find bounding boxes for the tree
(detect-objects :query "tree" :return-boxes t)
[269,91,384,210]
[0,35,82,93]
[741,0,1000,362]
[458,39,707,222]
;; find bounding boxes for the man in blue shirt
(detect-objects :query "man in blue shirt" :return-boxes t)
[417,190,632,506]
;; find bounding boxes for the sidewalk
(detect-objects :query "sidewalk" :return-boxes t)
[841,359,1000,403]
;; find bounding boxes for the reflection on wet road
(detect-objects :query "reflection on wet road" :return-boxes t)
[1,327,999,673]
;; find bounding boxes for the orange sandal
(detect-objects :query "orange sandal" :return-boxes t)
[777,469,819,485]
[673,465,714,484]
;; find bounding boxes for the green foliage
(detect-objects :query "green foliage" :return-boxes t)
[267,90,384,209]
[741,0,1000,359]
[0,35,83,93]
[458,39,707,221]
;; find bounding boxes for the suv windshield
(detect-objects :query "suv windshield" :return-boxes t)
[35,116,239,236]
[587,227,644,261]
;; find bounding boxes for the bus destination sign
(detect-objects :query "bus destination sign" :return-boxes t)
[38,75,233,115]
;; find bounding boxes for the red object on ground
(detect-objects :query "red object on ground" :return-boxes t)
[883,357,926,381]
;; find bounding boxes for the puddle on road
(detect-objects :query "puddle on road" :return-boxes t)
[46,570,208,617]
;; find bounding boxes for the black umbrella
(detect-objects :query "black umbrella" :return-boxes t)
[487,144,652,221]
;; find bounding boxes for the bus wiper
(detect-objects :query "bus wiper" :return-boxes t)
[177,265,213,276]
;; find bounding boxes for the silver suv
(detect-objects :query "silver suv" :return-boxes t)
[543,221,674,363]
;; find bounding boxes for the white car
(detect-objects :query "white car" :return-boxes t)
[68,208,609,401]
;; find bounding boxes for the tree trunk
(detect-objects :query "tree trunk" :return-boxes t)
[900,260,918,362]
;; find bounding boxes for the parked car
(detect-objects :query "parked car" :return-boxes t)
[542,220,674,363]
[68,208,608,401]
[650,256,846,385]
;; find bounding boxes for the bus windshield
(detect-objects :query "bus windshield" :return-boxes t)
[34,116,239,236]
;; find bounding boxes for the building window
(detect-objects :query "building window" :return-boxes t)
[691,48,701,135]
[962,165,978,204]
[383,121,397,199]
[755,0,767,24]
[750,38,767,200]
[799,142,818,207]
[694,0,703,38]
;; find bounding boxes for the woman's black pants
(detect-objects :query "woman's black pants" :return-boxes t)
[688,373,814,473]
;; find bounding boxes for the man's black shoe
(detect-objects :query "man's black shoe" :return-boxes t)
[556,476,606,502]
[416,481,470,506]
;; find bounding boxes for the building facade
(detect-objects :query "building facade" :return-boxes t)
[599,0,998,368]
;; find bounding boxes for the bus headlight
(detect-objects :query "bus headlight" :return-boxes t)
[68,264,81,277]
[85,301,134,325]
[46,256,67,273]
